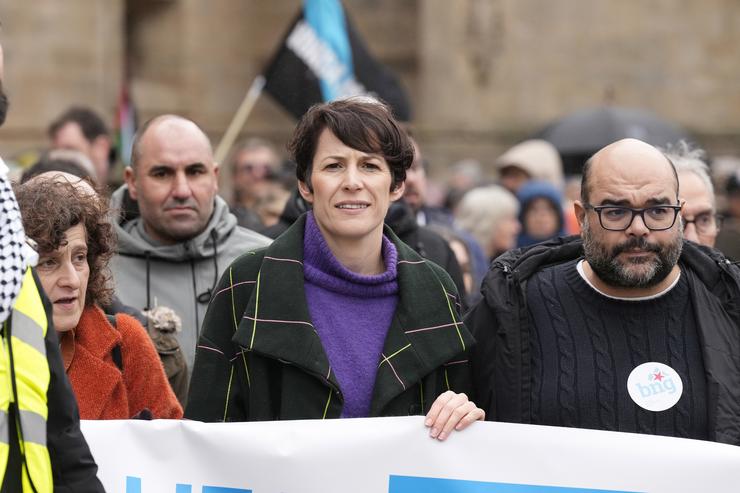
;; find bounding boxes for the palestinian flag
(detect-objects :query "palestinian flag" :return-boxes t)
[115,82,137,166]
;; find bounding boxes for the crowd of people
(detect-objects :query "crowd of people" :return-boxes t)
[1,36,739,492]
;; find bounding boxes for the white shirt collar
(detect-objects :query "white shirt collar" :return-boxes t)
[576,259,681,301]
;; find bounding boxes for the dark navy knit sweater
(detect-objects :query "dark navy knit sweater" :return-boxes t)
[526,259,708,440]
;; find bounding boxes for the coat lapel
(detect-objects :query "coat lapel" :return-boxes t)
[232,215,340,390]
[370,229,473,415]
[70,307,126,419]
[69,343,124,419]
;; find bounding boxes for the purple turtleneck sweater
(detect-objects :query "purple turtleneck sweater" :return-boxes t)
[303,212,399,418]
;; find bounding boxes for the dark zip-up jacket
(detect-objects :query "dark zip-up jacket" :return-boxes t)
[385,201,467,307]
[186,213,474,421]
[465,236,740,445]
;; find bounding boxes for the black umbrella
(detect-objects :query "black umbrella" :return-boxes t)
[534,106,693,175]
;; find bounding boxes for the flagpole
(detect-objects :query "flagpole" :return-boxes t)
[214,75,267,164]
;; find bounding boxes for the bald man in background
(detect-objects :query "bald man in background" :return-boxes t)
[109,115,270,403]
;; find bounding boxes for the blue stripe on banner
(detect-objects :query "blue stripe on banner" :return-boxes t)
[388,476,639,493]
[175,485,193,493]
[202,487,252,493]
[126,476,141,493]
[303,0,353,101]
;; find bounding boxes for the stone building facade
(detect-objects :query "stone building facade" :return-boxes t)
[1,0,738,182]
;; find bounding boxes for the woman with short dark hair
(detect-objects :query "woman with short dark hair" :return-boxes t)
[187,98,482,439]
[15,175,182,420]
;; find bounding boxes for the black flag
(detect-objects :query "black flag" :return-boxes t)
[263,0,412,121]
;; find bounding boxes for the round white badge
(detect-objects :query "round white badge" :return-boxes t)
[627,362,683,412]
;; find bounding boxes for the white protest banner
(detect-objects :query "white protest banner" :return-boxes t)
[81,417,740,493]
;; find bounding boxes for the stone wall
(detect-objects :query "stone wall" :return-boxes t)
[1,0,124,161]
[418,0,740,178]
[1,0,738,181]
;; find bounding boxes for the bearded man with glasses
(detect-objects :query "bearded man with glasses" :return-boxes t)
[466,138,740,446]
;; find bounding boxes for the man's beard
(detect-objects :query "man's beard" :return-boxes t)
[582,218,683,289]
[0,81,8,127]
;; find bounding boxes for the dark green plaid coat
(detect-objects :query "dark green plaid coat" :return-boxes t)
[185,213,474,421]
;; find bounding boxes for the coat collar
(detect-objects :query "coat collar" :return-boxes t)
[75,305,121,360]
[69,306,125,419]
[232,213,473,414]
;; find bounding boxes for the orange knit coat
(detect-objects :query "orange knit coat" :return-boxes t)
[67,305,183,420]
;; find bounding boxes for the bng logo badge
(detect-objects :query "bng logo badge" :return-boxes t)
[627,362,683,412]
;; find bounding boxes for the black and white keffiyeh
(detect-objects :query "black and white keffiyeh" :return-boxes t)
[0,159,36,324]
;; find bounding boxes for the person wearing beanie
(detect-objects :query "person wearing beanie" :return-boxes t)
[495,139,564,194]
[516,180,567,248]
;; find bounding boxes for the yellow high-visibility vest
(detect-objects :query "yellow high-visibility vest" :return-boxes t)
[0,268,53,492]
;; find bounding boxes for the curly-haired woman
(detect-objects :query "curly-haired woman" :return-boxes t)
[15,173,182,420]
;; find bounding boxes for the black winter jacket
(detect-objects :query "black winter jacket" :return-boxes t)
[385,201,466,306]
[465,236,740,445]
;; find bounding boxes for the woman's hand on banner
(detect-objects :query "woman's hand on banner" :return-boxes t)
[424,391,485,441]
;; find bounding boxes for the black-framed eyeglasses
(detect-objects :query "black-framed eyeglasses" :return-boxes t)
[584,203,682,231]
[683,212,723,235]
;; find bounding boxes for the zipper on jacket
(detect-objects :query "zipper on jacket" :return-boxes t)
[190,258,199,332]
